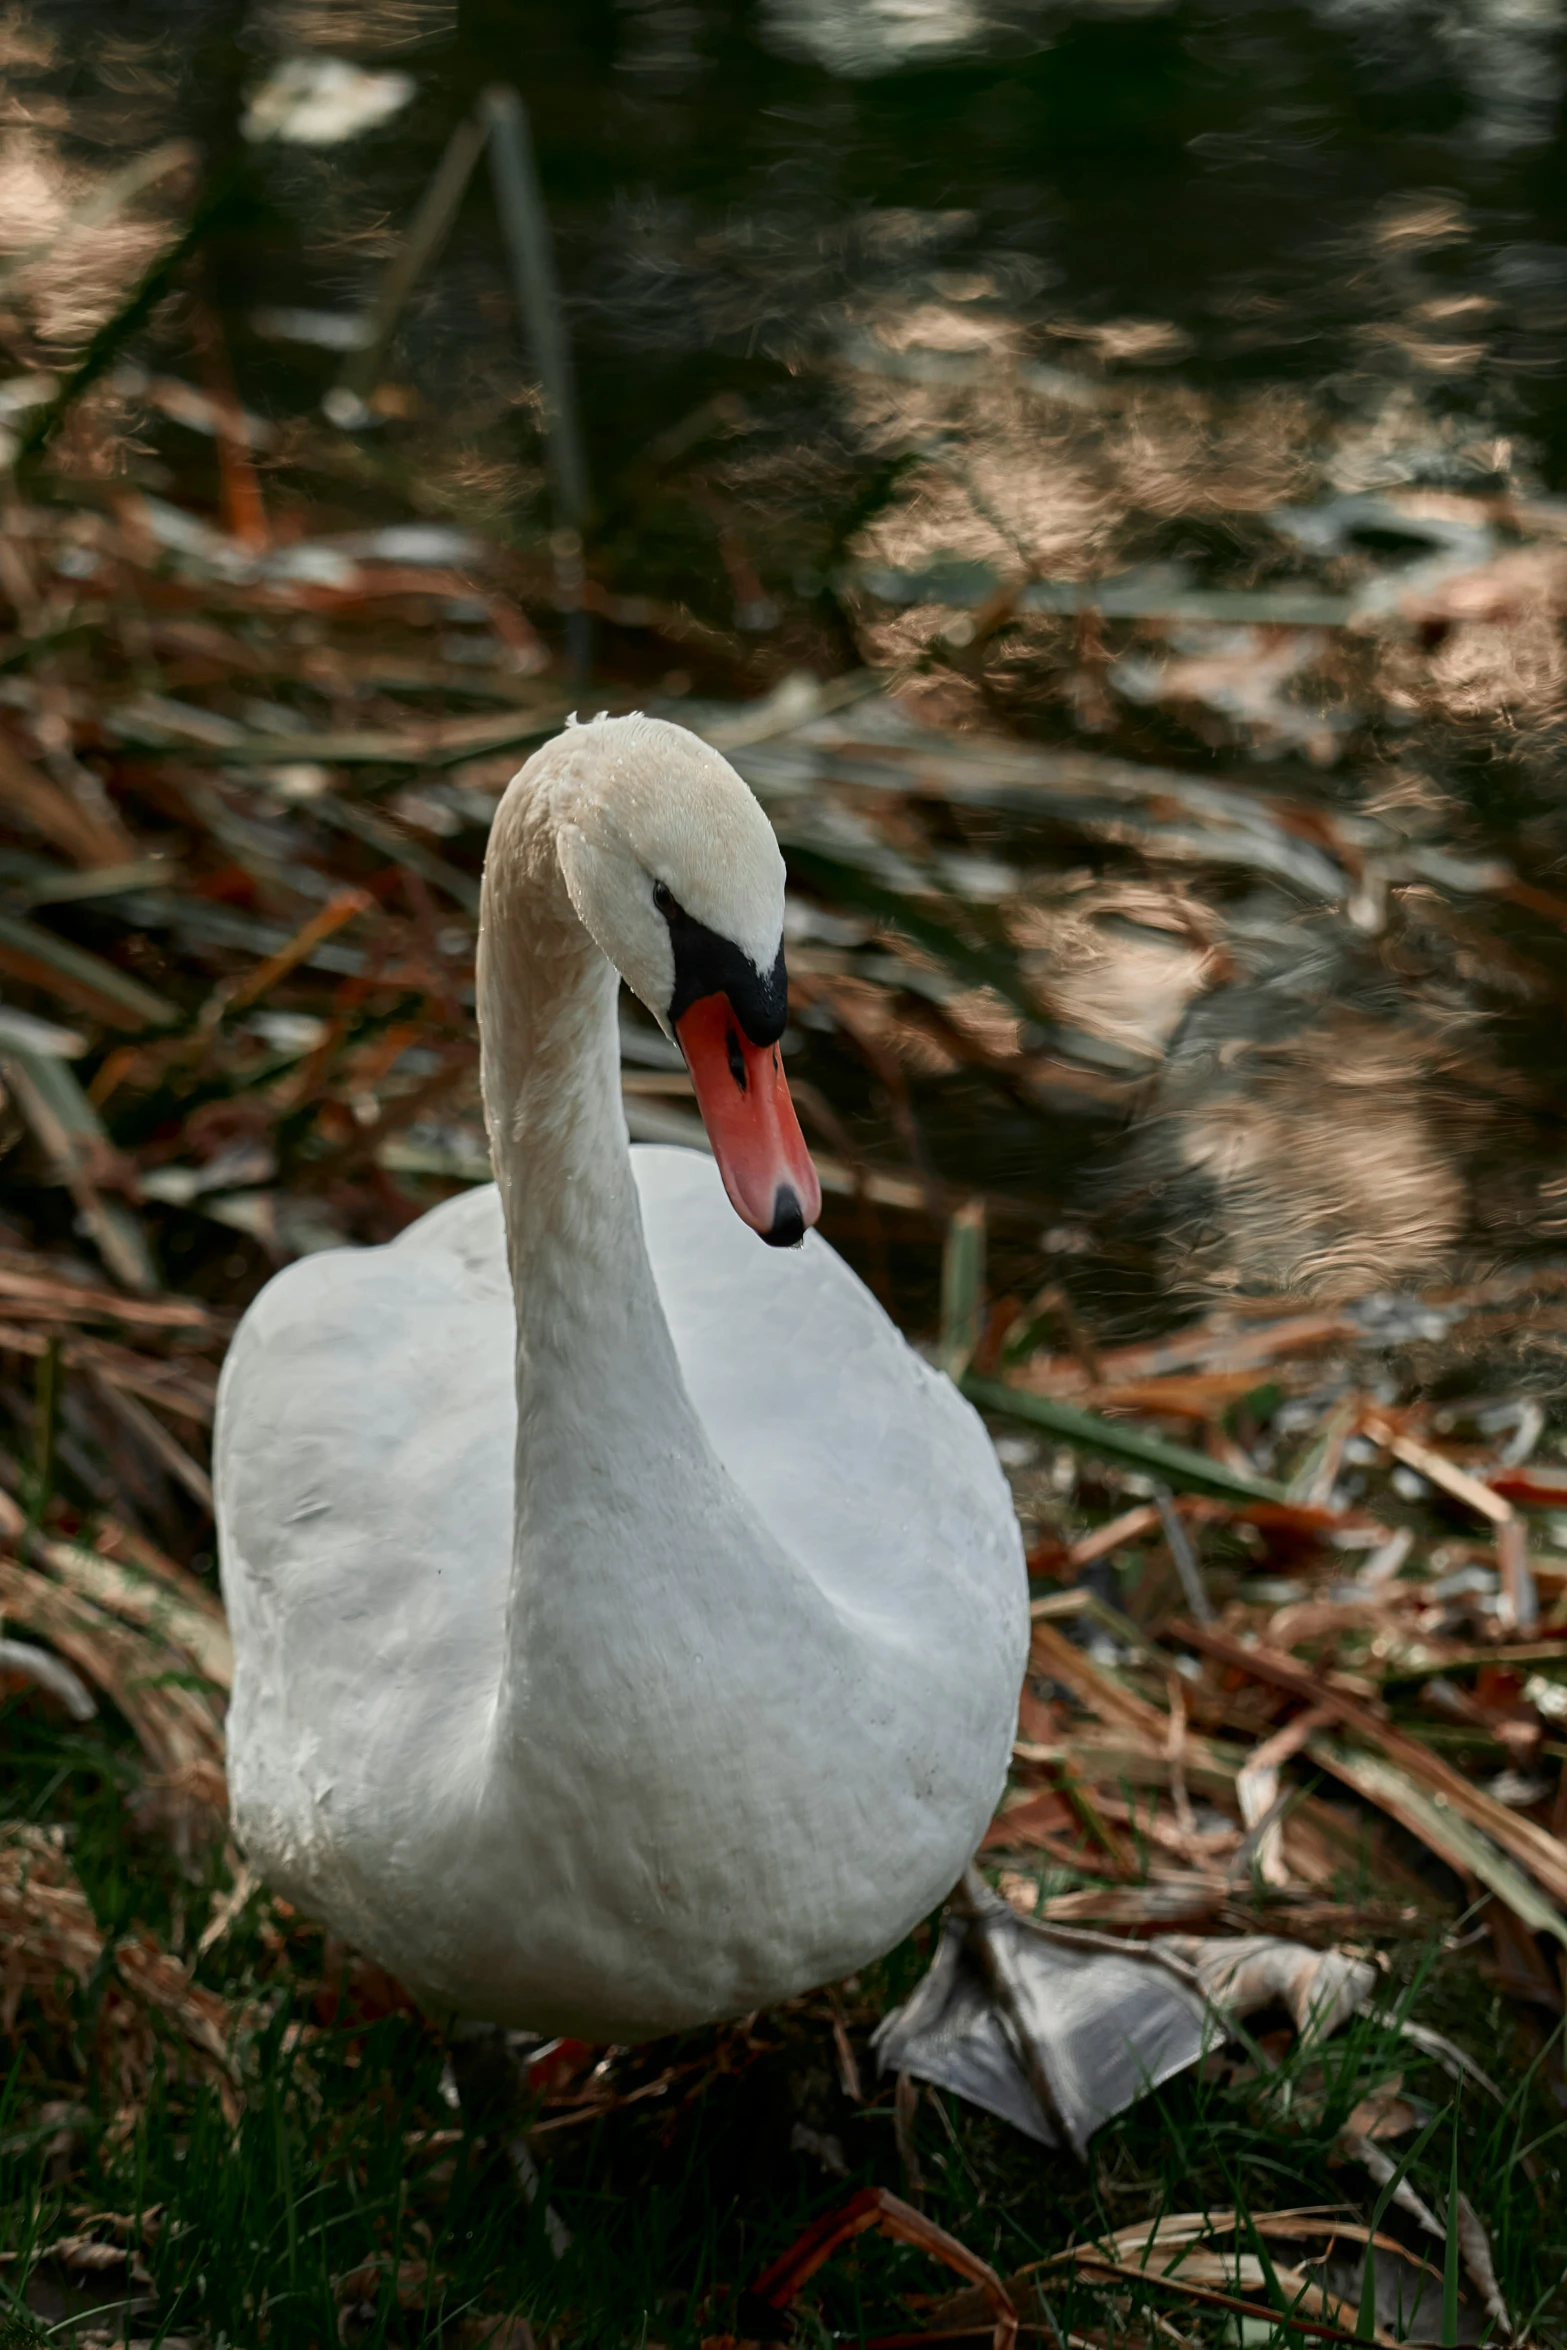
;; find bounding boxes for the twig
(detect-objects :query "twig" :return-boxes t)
[1235,1705,1335,1889]
[1164,1671,1197,1841]
[332,115,489,416]
[0,1262,213,1331]
[1496,1516,1539,1634]
[1,1045,159,1292]
[750,2184,1017,2350]
[894,2068,926,2196]
[1154,1482,1213,1624]
[202,888,374,1026]
[86,1368,213,1514]
[480,84,590,672]
[1360,1411,1513,1525]
[194,307,270,550]
[827,1987,863,2103]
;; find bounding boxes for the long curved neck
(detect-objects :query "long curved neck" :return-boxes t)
[477,764,717,1692]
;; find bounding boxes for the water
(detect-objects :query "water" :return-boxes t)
[6,0,1567,1340]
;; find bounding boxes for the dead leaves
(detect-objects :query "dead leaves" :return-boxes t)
[732,2192,1503,2350]
[0,1529,227,1851]
[0,1825,238,2118]
[981,1351,1567,2003]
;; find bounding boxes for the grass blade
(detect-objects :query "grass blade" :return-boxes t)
[940,1199,986,1378]
[959,1373,1290,1503]
[1442,2120,1461,2348]
[1357,2109,1443,2341]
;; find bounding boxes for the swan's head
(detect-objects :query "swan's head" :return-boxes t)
[552,711,822,1248]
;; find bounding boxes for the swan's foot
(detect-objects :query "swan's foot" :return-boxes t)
[444,2023,572,2257]
[872,1865,1376,2160]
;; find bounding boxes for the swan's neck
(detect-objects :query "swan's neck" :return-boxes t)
[478,773,711,1633]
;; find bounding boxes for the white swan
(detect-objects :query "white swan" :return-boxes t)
[215,713,1027,2040]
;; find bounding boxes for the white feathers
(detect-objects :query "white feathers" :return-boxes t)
[533,713,786,1028]
[214,717,1028,2038]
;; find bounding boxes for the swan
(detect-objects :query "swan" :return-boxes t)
[214,712,1027,2040]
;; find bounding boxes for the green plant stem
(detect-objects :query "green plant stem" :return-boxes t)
[959,1372,1289,1504]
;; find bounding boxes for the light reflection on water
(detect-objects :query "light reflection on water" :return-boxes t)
[762,0,1564,154]
[761,0,995,78]
[4,0,1567,1324]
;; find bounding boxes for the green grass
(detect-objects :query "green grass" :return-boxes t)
[2,1694,1565,2350]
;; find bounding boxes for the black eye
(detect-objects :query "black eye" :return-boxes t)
[652,879,675,917]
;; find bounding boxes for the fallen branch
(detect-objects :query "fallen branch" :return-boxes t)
[746,2186,1018,2350]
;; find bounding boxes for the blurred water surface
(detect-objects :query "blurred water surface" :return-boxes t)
[6,0,1567,1337]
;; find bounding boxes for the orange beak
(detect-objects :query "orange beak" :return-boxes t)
[674,994,822,1247]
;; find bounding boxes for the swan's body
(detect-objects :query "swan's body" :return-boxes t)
[216,715,1027,2039]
